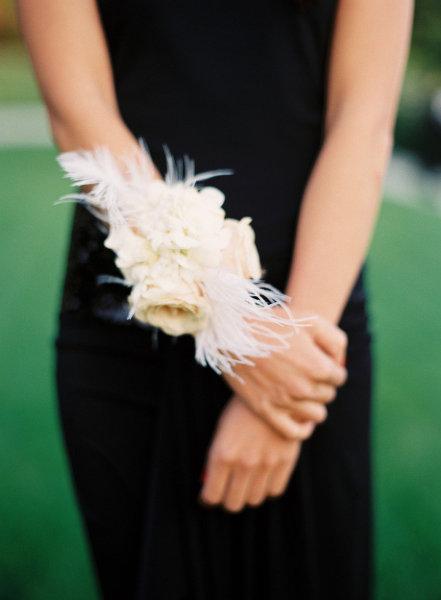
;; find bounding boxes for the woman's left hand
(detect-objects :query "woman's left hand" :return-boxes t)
[199,394,307,512]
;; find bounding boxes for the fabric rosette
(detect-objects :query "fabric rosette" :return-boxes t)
[55,139,311,375]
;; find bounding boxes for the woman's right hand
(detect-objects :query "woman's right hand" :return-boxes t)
[200,394,303,512]
[222,307,348,440]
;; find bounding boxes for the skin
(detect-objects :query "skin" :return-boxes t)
[201,395,304,512]
[222,308,348,440]
[202,0,414,511]
[17,0,414,513]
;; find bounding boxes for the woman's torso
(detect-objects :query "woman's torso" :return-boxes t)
[58,0,368,325]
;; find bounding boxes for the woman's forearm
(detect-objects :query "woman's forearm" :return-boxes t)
[17,0,143,163]
[284,0,413,326]
[49,102,140,159]
[284,118,392,325]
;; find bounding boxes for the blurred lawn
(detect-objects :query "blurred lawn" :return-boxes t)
[1,147,441,600]
[369,196,441,599]
[0,148,98,600]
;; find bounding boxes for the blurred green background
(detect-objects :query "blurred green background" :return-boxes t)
[1,2,441,599]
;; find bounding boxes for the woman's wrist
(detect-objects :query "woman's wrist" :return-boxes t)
[50,103,139,160]
[52,109,162,200]
[285,294,342,328]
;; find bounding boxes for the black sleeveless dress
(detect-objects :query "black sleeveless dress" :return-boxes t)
[54,1,373,599]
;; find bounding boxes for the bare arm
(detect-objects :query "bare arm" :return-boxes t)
[285,0,414,324]
[203,1,416,511]
[16,0,144,163]
[221,0,414,440]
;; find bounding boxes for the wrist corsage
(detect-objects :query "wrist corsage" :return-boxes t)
[55,139,310,376]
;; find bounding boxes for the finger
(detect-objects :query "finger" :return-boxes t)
[258,398,316,441]
[293,382,337,405]
[289,400,328,424]
[294,420,315,440]
[199,458,231,506]
[312,319,348,366]
[304,348,348,387]
[268,452,300,498]
[246,466,272,507]
[272,388,303,411]
[259,399,306,440]
[264,406,314,440]
[273,383,335,412]
[310,382,338,403]
[222,466,254,512]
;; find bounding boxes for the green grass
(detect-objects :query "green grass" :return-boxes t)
[368,200,441,599]
[0,148,98,600]
[1,147,441,599]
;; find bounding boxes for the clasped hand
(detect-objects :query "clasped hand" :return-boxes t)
[199,306,348,512]
[223,306,348,440]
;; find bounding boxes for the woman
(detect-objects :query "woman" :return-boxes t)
[18,1,413,598]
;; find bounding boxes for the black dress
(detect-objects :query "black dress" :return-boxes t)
[54,1,373,599]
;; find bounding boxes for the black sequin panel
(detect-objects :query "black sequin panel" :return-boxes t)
[58,203,137,325]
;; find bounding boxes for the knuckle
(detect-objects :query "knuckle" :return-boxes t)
[279,453,292,466]
[286,378,304,398]
[274,383,287,399]
[256,398,271,418]
[262,455,278,470]
[296,381,314,399]
[239,455,259,470]
[215,449,235,466]
[278,390,292,408]
[303,388,316,402]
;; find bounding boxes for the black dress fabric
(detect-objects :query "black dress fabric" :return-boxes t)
[54,1,374,599]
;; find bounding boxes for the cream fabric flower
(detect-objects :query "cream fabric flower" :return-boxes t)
[135,181,230,269]
[104,224,157,285]
[221,217,263,279]
[129,278,210,336]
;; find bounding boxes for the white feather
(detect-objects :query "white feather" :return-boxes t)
[57,145,130,227]
[194,268,315,376]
